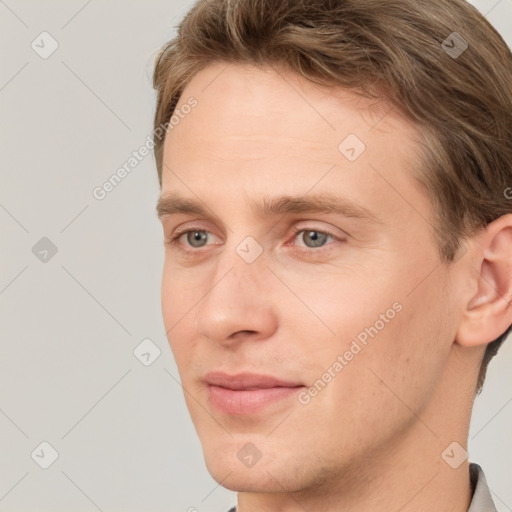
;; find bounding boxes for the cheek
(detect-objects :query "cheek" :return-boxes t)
[296,255,451,394]
[161,259,204,322]
[160,263,199,365]
[280,262,399,354]
[328,272,452,420]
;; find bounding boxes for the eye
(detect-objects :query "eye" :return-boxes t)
[166,228,216,250]
[182,230,209,248]
[290,227,337,249]
[165,226,341,253]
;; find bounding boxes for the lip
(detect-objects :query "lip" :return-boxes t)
[204,372,305,415]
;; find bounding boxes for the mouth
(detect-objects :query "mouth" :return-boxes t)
[203,371,305,416]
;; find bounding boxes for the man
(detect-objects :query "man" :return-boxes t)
[153,0,512,510]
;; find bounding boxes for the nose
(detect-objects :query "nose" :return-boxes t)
[195,250,278,346]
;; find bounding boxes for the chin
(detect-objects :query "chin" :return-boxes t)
[201,439,317,495]
[199,439,277,490]
[206,460,285,492]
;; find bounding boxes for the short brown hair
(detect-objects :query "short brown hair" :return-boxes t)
[152,0,512,393]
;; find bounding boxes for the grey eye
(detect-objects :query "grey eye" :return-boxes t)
[300,230,330,248]
[186,230,208,247]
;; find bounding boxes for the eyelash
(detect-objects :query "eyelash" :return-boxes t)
[165,225,341,255]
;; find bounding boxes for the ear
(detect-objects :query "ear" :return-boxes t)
[456,213,512,348]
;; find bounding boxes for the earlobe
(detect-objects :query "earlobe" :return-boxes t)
[456,214,512,348]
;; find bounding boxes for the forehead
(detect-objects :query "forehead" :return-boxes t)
[163,62,420,166]
[160,62,430,227]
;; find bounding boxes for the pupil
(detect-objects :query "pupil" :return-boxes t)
[305,231,326,247]
[188,231,207,247]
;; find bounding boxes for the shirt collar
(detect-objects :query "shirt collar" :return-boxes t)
[468,463,498,512]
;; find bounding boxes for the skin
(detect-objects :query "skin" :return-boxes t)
[157,62,512,512]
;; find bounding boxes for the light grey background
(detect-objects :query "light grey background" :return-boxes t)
[0,1,511,511]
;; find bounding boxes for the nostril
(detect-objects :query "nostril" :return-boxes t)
[235,330,257,336]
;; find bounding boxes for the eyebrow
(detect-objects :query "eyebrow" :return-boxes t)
[156,192,382,225]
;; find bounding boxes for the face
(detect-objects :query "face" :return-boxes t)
[158,62,461,493]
